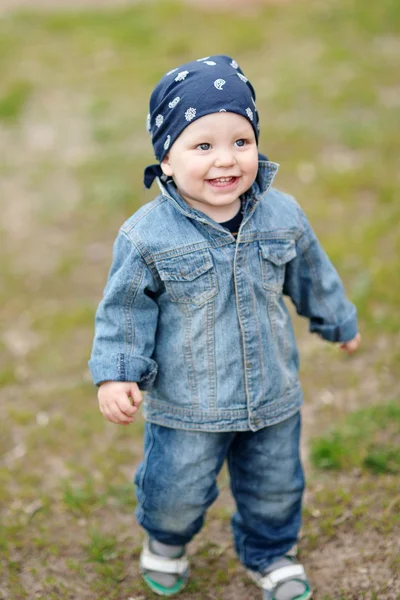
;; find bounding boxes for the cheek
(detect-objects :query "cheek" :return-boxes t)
[183,162,207,183]
[243,152,259,178]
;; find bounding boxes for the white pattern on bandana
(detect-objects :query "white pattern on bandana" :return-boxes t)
[246,107,254,121]
[197,56,210,61]
[166,68,178,76]
[204,61,217,66]
[146,113,151,132]
[168,97,181,109]
[164,135,171,150]
[155,114,164,128]
[214,79,226,90]
[230,59,239,69]
[185,107,196,121]
[175,70,189,82]
[237,73,248,83]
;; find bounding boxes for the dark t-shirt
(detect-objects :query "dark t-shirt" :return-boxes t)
[218,202,244,238]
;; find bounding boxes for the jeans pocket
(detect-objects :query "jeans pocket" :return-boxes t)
[259,240,297,293]
[158,249,218,306]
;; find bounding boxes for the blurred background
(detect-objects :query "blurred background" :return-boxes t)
[0,1,399,598]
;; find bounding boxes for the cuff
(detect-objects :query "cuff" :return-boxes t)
[310,308,358,343]
[88,354,158,390]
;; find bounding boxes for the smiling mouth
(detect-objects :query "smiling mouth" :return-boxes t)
[206,176,239,187]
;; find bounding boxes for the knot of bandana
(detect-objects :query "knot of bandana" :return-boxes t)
[144,55,260,188]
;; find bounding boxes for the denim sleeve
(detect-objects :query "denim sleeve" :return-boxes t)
[283,202,358,343]
[88,230,159,389]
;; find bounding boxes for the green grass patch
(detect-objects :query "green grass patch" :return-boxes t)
[63,479,107,516]
[0,80,33,122]
[310,401,400,473]
[83,527,118,563]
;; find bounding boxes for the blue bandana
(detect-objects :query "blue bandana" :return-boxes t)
[144,55,260,188]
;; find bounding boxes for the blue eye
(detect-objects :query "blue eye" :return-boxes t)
[234,139,247,147]
[197,143,211,151]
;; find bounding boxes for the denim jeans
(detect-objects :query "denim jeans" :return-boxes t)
[134,411,305,572]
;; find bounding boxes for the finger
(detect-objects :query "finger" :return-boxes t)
[102,406,123,425]
[129,385,143,407]
[108,402,135,424]
[116,395,137,417]
[99,393,135,423]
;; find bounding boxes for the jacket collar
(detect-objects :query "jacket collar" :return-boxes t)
[157,159,280,223]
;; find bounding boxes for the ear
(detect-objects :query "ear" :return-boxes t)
[161,154,173,177]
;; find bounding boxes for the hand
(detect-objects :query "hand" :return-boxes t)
[340,332,361,355]
[98,381,143,425]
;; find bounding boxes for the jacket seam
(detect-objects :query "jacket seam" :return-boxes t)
[121,229,161,285]
[245,255,266,404]
[121,196,166,233]
[124,262,145,357]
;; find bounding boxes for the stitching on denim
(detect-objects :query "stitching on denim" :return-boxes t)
[266,294,280,398]
[128,230,301,268]
[145,382,302,419]
[160,248,218,306]
[144,400,304,433]
[124,262,145,356]
[117,353,125,381]
[245,255,266,404]
[121,195,166,233]
[159,248,213,279]
[259,241,295,293]
[182,303,200,409]
[118,229,161,299]
[268,295,293,394]
[233,244,251,417]
[206,297,217,411]
[282,303,293,391]
[140,363,157,381]
[129,234,160,283]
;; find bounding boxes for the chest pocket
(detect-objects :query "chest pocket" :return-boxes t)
[157,249,218,306]
[259,240,297,293]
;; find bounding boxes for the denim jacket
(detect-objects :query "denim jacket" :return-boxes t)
[89,160,358,432]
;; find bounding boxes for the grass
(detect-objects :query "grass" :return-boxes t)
[0,0,399,598]
[0,80,33,122]
[310,402,400,473]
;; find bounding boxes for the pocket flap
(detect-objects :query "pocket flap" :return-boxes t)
[260,240,297,266]
[158,252,214,282]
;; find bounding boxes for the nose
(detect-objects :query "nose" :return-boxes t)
[214,148,236,168]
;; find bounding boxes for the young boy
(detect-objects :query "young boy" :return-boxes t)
[89,55,360,600]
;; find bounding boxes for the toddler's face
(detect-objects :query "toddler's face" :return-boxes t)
[161,112,259,222]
